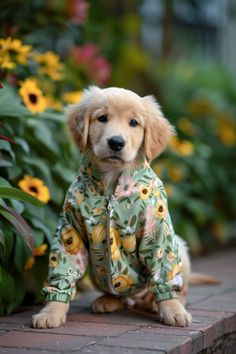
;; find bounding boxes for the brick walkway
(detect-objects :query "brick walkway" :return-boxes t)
[1,248,236,353]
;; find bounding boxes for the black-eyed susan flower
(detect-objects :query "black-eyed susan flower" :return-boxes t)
[19,79,47,113]
[0,37,31,69]
[25,256,35,270]
[169,136,194,156]
[154,200,167,219]
[18,175,50,203]
[24,243,48,270]
[138,185,152,201]
[61,227,83,254]
[34,51,64,81]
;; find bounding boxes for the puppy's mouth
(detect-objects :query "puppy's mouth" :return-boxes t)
[104,155,124,163]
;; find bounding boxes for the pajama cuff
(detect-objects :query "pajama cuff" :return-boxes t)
[45,292,71,303]
[155,290,178,303]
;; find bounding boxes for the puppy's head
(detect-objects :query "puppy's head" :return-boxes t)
[67,86,174,166]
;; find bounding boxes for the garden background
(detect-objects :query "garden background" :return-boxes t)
[0,0,236,315]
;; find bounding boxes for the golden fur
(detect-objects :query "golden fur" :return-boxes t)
[33,86,197,329]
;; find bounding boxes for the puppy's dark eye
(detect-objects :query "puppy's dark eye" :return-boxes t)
[97,114,108,123]
[129,119,139,127]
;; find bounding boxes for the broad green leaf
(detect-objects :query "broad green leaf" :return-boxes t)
[0,204,34,252]
[0,140,15,161]
[0,229,5,252]
[26,119,60,156]
[39,111,65,122]
[0,86,28,117]
[0,270,15,302]
[0,187,43,206]
[0,178,11,187]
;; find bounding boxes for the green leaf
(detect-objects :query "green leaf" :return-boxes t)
[0,178,11,187]
[0,86,28,117]
[130,215,137,227]
[0,229,5,252]
[0,140,15,161]
[27,119,60,156]
[0,187,43,206]
[0,204,34,253]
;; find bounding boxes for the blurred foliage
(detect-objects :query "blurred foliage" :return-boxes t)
[0,0,236,314]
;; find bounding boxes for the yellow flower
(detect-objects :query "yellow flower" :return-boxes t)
[34,243,48,256]
[188,98,214,117]
[24,243,48,270]
[25,257,35,270]
[61,227,83,254]
[62,91,83,104]
[110,228,121,260]
[156,247,164,259]
[19,79,47,113]
[177,117,195,135]
[0,37,31,68]
[170,136,194,156]
[164,183,173,197]
[154,200,167,219]
[218,127,236,147]
[0,54,15,69]
[92,207,103,215]
[74,190,84,205]
[167,262,181,281]
[167,251,176,262]
[138,185,152,201]
[49,252,58,268]
[168,166,183,183]
[18,175,50,203]
[92,224,106,244]
[216,114,236,147]
[122,234,136,252]
[34,51,64,80]
[112,274,132,291]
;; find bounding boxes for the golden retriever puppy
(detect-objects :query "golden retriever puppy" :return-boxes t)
[32,86,193,329]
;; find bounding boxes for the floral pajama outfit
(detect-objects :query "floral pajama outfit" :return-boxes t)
[43,154,183,304]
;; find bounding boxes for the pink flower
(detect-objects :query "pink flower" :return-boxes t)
[78,43,98,62]
[70,43,111,85]
[142,205,157,236]
[68,0,89,24]
[115,175,137,199]
[92,56,111,85]
[71,249,89,274]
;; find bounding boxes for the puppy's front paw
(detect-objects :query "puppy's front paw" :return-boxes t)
[92,294,125,313]
[159,299,192,327]
[32,301,69,328]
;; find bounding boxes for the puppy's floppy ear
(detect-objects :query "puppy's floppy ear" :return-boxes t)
[66,86,101,150]
[142,95,175,161]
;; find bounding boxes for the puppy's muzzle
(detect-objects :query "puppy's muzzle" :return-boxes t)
[107,136,125,152]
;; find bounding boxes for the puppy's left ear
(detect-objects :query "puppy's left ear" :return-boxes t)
[142,95,175,161]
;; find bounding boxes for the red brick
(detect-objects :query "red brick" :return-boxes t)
[0,331,97,351]
[99,332,192,353]
[69,309,156,325]
[79,344,163,354]
[20,321,139,337]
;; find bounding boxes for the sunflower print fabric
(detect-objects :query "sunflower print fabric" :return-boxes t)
[43,155,183,303]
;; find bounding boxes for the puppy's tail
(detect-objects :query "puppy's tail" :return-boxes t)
[189,272,221,285]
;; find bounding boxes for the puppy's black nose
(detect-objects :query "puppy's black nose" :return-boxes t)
[108,136,125,151]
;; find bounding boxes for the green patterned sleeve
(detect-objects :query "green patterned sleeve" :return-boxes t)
[138,185,183,302]
[42,188,89,303]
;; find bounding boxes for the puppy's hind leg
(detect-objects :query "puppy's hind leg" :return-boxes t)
[176,236,191,305]
[32,301,69,328]
[92,294,126,313]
